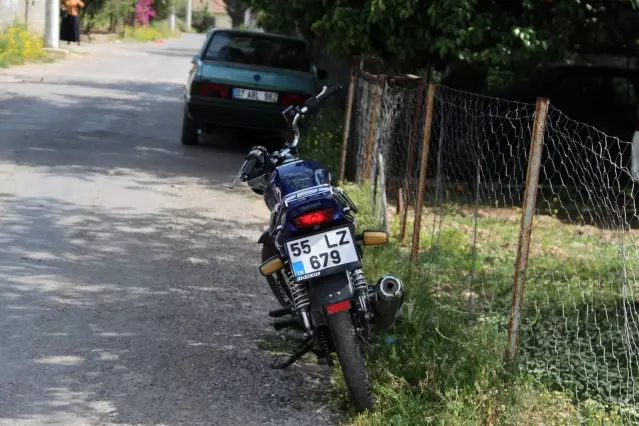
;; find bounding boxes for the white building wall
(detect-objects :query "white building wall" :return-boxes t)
[1,0,46,34]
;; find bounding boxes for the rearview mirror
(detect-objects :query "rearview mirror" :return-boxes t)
[192,54,200,63]
[317,69,328,80]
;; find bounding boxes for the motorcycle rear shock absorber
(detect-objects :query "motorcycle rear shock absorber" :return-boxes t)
[284,266,313,334]
[350,268,372,320]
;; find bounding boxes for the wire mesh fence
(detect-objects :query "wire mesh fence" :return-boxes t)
[520,106,639,420]
[339,61,639,420]
[422,86,536,314]
[371,152,389,234]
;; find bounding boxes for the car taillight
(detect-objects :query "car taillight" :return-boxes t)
[281,93,307,106]
[293,208,334,228]
[199,82,229,98]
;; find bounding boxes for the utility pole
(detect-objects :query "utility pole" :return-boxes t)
[185,0,192,31]
[45,0,60,49]
[169,4,176,32]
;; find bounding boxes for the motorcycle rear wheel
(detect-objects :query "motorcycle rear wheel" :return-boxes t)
[326,310,374,413]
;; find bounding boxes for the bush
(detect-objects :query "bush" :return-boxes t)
[0,22,47,68]
[122,20,180,41]
[191,9,215,33]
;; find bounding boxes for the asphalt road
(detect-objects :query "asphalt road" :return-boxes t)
[0,34,336,426]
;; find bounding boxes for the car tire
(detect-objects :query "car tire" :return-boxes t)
[181,111,199,146]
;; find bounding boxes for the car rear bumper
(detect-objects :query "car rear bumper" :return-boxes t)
[185,96,288,132]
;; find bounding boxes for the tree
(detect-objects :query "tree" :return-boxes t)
[249,0,639,74]
[226,0,250,27]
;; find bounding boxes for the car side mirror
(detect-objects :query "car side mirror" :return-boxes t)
[192,54,200,64]
[317,69,328,80]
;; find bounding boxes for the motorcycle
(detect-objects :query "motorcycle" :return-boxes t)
[228,84,404,413]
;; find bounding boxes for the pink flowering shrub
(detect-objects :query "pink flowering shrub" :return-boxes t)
[135,0,156,26]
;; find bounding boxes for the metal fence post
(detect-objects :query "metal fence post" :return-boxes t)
[339,61,358,183]
[505,97,550,362]
[409,83,436,261]
[362,76,384,183]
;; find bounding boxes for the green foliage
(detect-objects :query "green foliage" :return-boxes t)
[297,105,344,178]
[191,9,216,33]
[333,183,635,425]
[226,0,250,27]
[249,0,639,72]
[82,0,176,34]
[0,22,48,68]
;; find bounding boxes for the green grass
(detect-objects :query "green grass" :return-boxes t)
[335,183,638,425]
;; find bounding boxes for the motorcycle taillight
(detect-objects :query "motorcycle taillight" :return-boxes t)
[293,208,334,228]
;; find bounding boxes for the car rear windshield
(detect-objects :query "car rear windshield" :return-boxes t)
[203,32,311,73]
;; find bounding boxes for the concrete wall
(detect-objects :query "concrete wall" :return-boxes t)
[214,13,231,29]
[1,0,46,35]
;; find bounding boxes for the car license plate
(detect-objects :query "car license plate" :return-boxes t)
[286,227,361,282]
[232,88,278,103]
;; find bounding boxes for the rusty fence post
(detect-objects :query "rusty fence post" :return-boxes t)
[362,76,384,183]
[409,83,436,261]
[339,62,358,183]
[505,97,550,362]
[400,78,425,244]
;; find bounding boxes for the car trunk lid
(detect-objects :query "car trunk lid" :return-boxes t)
[200,61,315,94]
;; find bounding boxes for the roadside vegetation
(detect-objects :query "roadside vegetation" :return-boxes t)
[0,22,49,68]
[301,108,637,425]
[122,20,181,42]
[338,183,632,426]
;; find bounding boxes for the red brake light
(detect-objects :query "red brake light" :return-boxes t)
[293,208,334,228]
[200,82,229,98]
[281,93,307,106]
[326,300,351,315]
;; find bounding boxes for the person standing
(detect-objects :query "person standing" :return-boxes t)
[60,0,85,46]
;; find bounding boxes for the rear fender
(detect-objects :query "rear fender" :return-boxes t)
[308,272,354,327]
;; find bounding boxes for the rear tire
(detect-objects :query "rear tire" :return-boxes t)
[326,310,374,413]
[181,110,199,145]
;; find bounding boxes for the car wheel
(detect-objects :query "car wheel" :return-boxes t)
[181,110,199,146]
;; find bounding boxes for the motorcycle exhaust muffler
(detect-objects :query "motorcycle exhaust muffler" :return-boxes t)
[369,275,404,332]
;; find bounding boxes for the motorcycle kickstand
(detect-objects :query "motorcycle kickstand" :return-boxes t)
[271,336,313,370]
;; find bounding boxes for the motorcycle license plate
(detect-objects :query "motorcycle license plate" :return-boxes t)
[286,227,361,282]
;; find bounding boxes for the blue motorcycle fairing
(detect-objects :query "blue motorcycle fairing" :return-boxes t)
[259,157,353,254]
[273,196,355,256]
[263,159,332,212]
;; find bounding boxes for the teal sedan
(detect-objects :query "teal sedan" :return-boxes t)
[181,29,328,145]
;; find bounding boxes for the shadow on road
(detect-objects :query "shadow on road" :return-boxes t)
[0,78,290,197]
[0,62,335,424]
[0,194,332,425]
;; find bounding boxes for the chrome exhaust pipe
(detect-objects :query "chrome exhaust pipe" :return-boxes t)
[370,275,404,332]
[377,275,403,300]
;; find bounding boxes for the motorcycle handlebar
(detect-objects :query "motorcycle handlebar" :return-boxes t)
[304,83,342,113]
